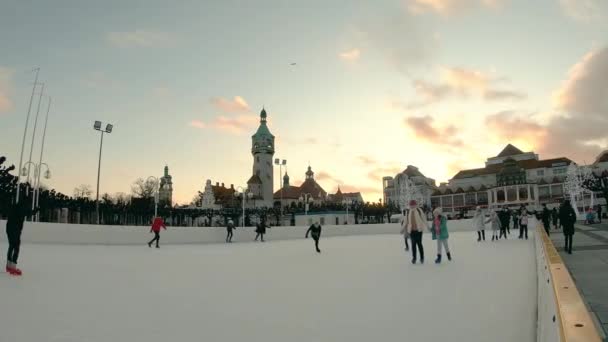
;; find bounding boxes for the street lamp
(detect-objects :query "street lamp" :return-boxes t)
[21,162,50,221]
[34,96,52,221]
[234,186,253,228]
[94,121,113,224]
[147,176,160,218]
[25,82,45,185]
[342,198,353,225]
[299,193,313,216]
[16,68,40,204]
[274,158,287,224]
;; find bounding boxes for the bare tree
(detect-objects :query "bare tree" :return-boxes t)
[131,178,158,198]
[114,192,131,205]
[74,184,92,199]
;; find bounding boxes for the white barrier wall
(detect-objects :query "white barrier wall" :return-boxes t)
[534,228,562,342]
[0,218,480,245]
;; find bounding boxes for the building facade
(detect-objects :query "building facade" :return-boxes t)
[383,165,437,210]
[248,108,275,207]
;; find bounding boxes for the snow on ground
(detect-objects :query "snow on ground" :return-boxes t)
[0,231,536,342]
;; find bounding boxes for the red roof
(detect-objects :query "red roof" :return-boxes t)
[273,186,301,199]
[452,157,573,179]
[247,175,262,184]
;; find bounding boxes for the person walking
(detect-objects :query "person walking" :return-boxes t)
[148,217,167,248]
[431,207,451,264]
[512,210,520,233]
[559,200,577,254]
[305,221,322,253]
[472,206,486,242]
[226,219,236,243]
[399,209,410,251]
[519,210,529,240]
[541,204,551,236]
[597,204,603,224]
[255,219,269,242]
[551,207,559,230]
[486,209,501,241]
[5,199,38,276]
[403,200,426,264]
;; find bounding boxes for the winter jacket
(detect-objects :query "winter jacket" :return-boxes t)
[6,204,37,234]
[485,212,501,231]
[403,207,427,234]
[431,215,449,240]
[472,210,485,231]
[520,214,529,226]
[150,218,167,233]
[256,222,268,234]
[559,205,577,235]
[227,221,235,231]
[541,208,551,225]
[306,224,322,239]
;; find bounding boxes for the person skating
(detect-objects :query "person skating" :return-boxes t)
[403,200,426,264]
[472,206,486,241]
[552,207,559,230]
[399,209,410,251]
[541,204,551,236]
[597,204,603,224]
[148,217,167,248]
[559,200,577,254]
[498,207,509,239]
[486,210,501,241]
[5,199,38,276]
[305,221,322,253]
[431,207,451,264]
[519,210,529,240]
[255,220,269,242]
[512,211,519,233]
[226,219,236,243]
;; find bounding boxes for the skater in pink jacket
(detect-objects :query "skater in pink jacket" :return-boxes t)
[148,217,167,248]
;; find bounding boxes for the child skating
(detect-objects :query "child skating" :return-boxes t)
[486,210,501,241]
[399,209,410,251]
[305,221,322,253]
[472,206,485,242]
[148,217,167,248]
[431,207,452,264]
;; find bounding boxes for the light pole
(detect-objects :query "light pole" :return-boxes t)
[299,193,312,216]
[16,67,40,204]
[146,176,160,218]
[34,96,52,221]
[26,82,45,184]
[343,198,353,225]
[94,121,113,224]
[234,186,253,228]
[21,162,50,221]
[274,158,286,224]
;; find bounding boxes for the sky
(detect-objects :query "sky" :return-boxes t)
[1,0,607,205]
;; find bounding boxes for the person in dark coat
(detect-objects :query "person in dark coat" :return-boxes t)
[255,220,269,242]
[559,200,577,254]
[597,205,603,224]
[305,221,322,253]
[5,199,38,276]
[226,219,236,243]
[498,207,509,239]
[551,207,559,230]
[541,204,551,236]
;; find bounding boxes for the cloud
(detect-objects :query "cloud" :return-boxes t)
[407,0,504,15]
[396,66,526,108]
[106,30,174,48]
[357,155,377,166]
[367,166,403,181]
[212,115,258,134]
[486,46,608,163]
[189,120,206,129]
[210,96,250,113]
[404,115,464,147]
[315,171,335,182]
[0,67,13,113]
[339,48,361,61]
[559,0,608,24]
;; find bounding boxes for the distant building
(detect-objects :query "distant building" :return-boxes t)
[273,165,329,206]
[327,187,363,204]
[248,108,275,207]
[159,165,173,207]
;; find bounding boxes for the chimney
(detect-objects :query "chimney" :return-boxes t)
[216,182,219,187]
[221,182,225,188]
[230,184,234,189]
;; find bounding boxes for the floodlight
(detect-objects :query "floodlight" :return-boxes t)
[94,121,102,130]
[105,124,113,133]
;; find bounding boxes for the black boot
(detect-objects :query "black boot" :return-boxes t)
[411,258,417,264]
[435,254,442,264]
[477,232,481,242]
[447,252,452,261]
[482,230,485,240]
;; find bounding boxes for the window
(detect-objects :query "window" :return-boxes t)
[441,196,453,207]
[553,168,566,175]
[536,170,544,177]
[551,184,564,197]
[539,186,550,200]
[507,187,517,202]
[519,186,528,200]
[497,189,505,202]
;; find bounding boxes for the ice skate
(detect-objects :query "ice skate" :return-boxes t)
[435,254,442,264]
[447,252,452,261]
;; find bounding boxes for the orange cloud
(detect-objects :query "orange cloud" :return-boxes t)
[357,155,377,166]
[189,120,206,129]
[188,114,258,135]
[367,166,403,181]
[106,30,174,48]
[408,0,503,15]
[404,115,463,147]
[0,67,13,113]
[210,96,250,113]
[339,48,361,61]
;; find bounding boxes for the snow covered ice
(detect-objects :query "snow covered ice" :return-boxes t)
[0,232,536,342]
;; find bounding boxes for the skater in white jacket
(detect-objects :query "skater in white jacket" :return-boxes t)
[485,209,501,241]
[472,206,486,242]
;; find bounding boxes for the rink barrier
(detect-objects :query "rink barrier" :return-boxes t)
[0,218,479,245]
[535,225,601,342]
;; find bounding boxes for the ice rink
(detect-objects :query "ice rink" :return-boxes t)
[0,231,537,342]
